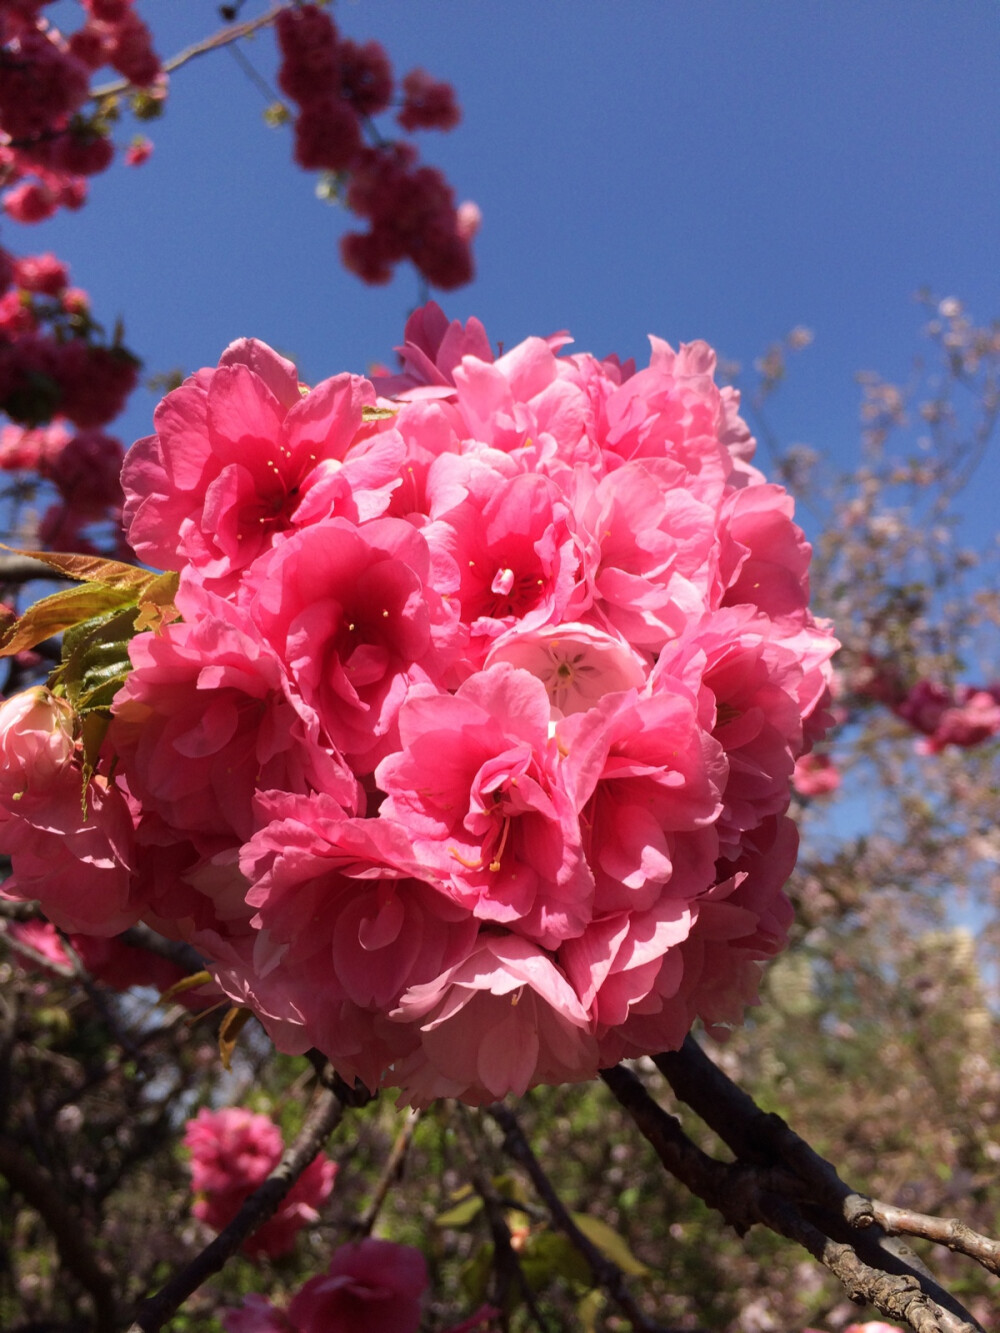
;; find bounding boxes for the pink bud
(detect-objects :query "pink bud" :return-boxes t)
[0,688,77,807]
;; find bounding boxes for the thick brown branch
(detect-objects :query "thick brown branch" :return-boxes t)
[599,1063,787,1233]
[654,1037,859,1210]
[0,1134,118,1331]
[0,553,67,584]
[119,924,205,975]
[601,1062,984,1333]
[123,1081,345,1333]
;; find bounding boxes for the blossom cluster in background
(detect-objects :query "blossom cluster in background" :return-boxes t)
[275,3,476,289]
[0,0,163,225]
[0,303,837,1104]
[184,1106,336,1258]
[6,914,185,991]
[853,657,1000,754]
[893,678,1000,754]
[222,1239,429,1333]
[0,243,136,553]
[0,2,477,451]
[221,1239,498,1333]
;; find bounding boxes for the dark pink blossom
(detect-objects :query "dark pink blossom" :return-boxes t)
[378,664,593,949]
[287,1238,426,1333]
[184,1106,336,1259]
[793,752,841,797]
[397,69,461,132]
[121,340,388,591]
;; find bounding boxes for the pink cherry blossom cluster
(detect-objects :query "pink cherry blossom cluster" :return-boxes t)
[275,3,475,289]
[0,245,138,453]
[0,304,837,1105]
[792,751,840,798]
[0,0,163,225]
[222,1239,432,1333]
[184,1106,337,1259]
[852,658,1000,754]
[0,417,127,555]
[894,678,1000,754]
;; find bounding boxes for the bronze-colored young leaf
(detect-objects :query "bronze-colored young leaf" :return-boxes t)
[133,569,180,634]
[0,546,165,592]
[0,583,139,657]
[158,970,213,1005]
[218,1006,254,1072]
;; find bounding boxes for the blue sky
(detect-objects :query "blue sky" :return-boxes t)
[26,1,1000,517]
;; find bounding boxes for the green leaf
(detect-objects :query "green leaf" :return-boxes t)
[79,711,111,784]
[53,606,138,714]
[576,1288,606,1332]
[568,1213,651,1276]
[436,1193,484,1228]
[520,1231,590,1289]
[459,1243,493,1307]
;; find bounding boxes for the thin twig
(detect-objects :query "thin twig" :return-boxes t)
[1,927,76,978]
[485,1100,681,1333]
[453,1105,555,1332]
[123,1079,346,1333]
[92,3,292,99]
[352,1107,421,1238]
[866,1201,1000,1278]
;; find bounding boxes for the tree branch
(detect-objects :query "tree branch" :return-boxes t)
[485,1099,687,1333]
[866,1201,1000,1278]
[600,1059,985,1333]
[351,1107,421,1239]
[92,3,293,99]
[0,553,67,584]
[453,1104,555,1332]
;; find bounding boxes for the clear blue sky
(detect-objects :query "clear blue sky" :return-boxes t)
[27,1,1000,513]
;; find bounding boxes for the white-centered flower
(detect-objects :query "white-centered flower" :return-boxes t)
[485,622,648,719]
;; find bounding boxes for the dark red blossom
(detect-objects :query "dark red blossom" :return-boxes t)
[398,68,461,132]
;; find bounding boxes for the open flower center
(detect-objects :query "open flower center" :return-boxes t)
[485,623,648,718]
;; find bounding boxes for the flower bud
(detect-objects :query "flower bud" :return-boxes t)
[0,688,76,807]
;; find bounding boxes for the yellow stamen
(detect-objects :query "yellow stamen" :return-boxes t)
[488,816,511,873]
[449,846,484,870]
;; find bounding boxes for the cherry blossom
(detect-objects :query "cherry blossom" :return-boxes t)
[9,306,837,1104]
